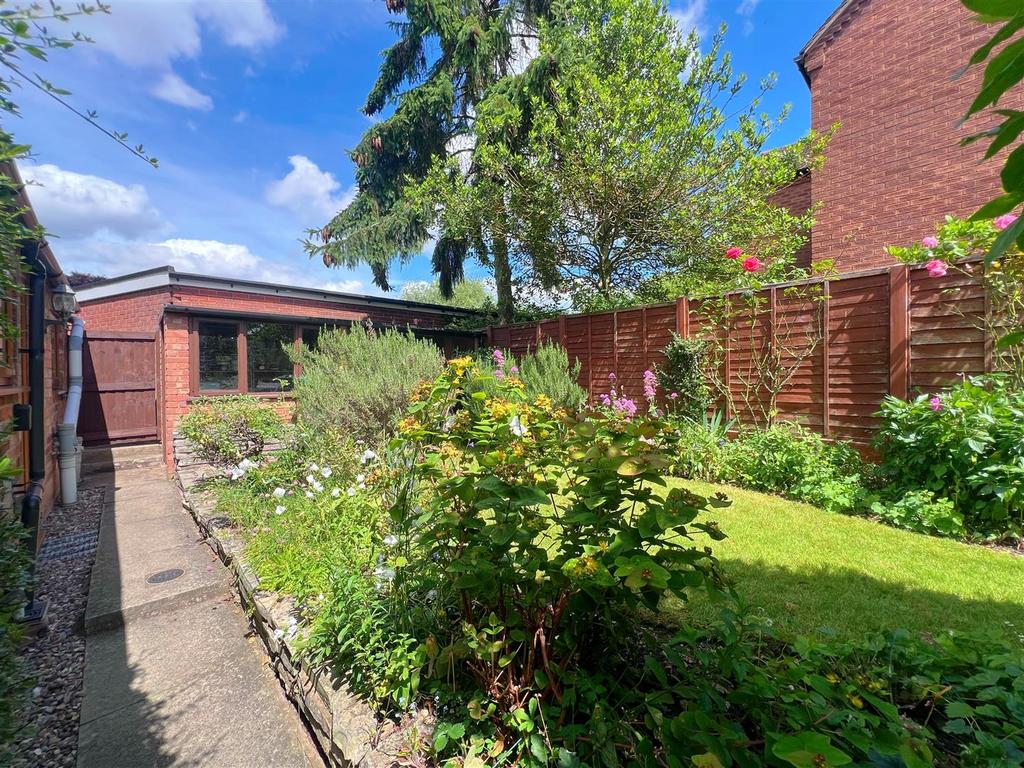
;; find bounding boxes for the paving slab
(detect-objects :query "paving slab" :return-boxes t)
[78,450,320,767]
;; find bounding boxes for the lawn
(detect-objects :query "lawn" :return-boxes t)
[667,479,1024,641]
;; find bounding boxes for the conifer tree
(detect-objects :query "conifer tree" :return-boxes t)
[306,0,553,322]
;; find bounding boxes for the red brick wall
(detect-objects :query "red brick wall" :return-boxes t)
[804,0,1023,272]
[769,173,813,269]
[78,287,169,332]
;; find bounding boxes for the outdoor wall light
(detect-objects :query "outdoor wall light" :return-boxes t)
[51,283,78,319]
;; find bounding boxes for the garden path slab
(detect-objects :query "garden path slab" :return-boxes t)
[77,447,320,768]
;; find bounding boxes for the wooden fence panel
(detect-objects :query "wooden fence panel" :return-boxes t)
[486,263,992,446]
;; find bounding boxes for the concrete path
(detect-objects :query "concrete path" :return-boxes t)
[76,446,321,768]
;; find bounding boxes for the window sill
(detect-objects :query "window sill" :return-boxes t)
[188,392,295,402]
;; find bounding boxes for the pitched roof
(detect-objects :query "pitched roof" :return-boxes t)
[794,0,861,84]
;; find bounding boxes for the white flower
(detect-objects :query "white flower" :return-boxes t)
[331,487,341,498]
[359,448,377,464]
[383,535,398,547]
[347,487,357,497]
[309,462,319,472]
[509,414,527,437]
[273,628,284,640]
[373,566,396,583]
[239,458,258,470]
[275,505,286,515]
[426,589,438,602]
[305,474,315,485]
[305,491,314,498]
[229,466,246,481]
[356,474,366,484]
[321,466,332,478]
[311,480,324,493]
[272,487,286,499]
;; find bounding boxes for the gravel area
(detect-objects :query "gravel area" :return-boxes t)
[10,487,104,768]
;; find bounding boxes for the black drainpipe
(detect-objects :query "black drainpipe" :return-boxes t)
[19,248,47,620]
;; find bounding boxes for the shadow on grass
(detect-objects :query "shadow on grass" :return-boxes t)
[674,559,1024,641]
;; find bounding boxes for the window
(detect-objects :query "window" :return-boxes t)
[301,326,320,349]
[246,322,294,392]
[198,320,239,391]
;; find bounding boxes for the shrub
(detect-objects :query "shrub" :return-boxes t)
[723,422,865,513]
[671,411,729,481]
[179,395,283,466]
[290,324,444,443]
[656,333,711,420]
[515,341,588,410]
[876,375,1024,540]
[378,356,727,750]
[0,456,27,750]
[871,490,964,538]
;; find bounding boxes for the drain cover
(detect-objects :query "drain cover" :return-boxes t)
[146,568,184,584]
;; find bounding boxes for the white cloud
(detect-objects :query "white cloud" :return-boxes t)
[152,72,214,111]
[233,109,249,124]
[22,163,164,239]
[736,0,759,34]
[66,235,369,294]
[669,0,708,36]
[85,0,282,69]
[265,155,356,220]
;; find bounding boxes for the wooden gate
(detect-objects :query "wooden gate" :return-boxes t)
[80,330,158,445]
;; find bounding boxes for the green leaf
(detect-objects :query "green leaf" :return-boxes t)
[984,206,1024,263]
[972,190,1024,219]
[772,733,853,768]
[996,329,1024,348]
[963,0,1024,20]
[970,36,1024,116]
[691,753,724,768]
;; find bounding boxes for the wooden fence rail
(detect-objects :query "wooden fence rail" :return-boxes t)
[487,262,988,446]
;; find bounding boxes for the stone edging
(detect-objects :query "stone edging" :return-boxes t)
[174,468,396,768]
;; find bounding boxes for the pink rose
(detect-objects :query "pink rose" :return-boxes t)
[929,395,942,412]
[925,259,947,278]
[922,236,939,248]
[742,256,762,273]
[994,213,1019,231]
[726,246,743,260]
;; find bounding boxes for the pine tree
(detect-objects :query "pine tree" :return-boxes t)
[306,0,553,322]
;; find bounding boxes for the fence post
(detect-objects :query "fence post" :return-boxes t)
[485,325,493,347]
[613,310,619,376]
[587,314,594,401]
[641,307,649,373]
[559,315,567,349]
[822,281,831,438]
[888,265,910,400]
[675,296,689,337]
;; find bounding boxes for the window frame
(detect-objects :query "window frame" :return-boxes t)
[190,317,308,397]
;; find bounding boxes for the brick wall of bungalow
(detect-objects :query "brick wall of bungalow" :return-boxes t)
[796,0,1024,272]
[80,285,469,469]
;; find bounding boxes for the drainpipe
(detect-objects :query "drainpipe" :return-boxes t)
[18,257,46,620]
[58,316,84,504]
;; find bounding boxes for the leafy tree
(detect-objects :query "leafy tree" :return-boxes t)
[306,0,554,319]
[418,0,827,312]
[960,0,1024,261]
[400,277,491,309]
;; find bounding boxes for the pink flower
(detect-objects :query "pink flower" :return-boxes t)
[925,259,948,278]
[494,368,505,380]
[994,213,1018,231]
[509,366,519,375]
[726,246,743,260]
[929,395,943,412]
[608,372,617,382]
[669,392,679,399]
[492,348,505,366]
[642,369,657,400]
[742,256,762,273]
[922,236,939,249]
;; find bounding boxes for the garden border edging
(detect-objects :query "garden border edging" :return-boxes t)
[173,453,396,768]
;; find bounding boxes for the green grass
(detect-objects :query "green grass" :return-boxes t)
[667,479,1024,641]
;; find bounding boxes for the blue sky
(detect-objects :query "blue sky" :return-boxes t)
[10,0,836,297]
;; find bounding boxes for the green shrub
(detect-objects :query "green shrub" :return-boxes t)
[672,411,729,481]
[871,490,964,538]
[876,375,1024,540]
[179,395,283,466]
[290,325,444,443]
[0,456,27,751]
[656,333,711,420]
[723,422,865,513]
[515,341,587,410]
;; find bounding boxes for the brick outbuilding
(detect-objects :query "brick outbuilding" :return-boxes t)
[76,267,482,469]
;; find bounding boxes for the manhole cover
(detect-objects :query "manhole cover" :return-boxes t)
[146,568,184,584]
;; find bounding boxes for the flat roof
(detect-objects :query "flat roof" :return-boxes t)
[75,265,482,318]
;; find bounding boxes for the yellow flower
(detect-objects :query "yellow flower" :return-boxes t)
[825,673,840,685]
[534,394,553,411]
[447,356,474,377]
[847,693,864,709]
[398,416,419,434]
[505,376,525,390]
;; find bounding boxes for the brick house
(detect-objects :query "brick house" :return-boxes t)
[773,0,1022,272]
[75,267,482,469]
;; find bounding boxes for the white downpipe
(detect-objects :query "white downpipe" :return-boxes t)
[59,316,85,504]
